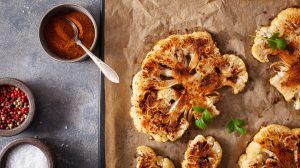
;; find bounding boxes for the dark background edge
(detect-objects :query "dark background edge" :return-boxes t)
[99,0,106,167]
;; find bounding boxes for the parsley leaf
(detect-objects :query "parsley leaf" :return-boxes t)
[251,32,287,50]
[203,110,212,122]
[267,40,277,50]
[274,38,287,50]
[267,32,287,50]
[270,32,280,40]
[195,119,207,129]
[193,106,212,129]
[226,119,247,135]
[235,126,247,135]
[226,120,235,133]
[232,119,245,127]
[192,106,205,113]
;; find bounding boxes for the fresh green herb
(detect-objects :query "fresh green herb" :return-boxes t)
[251,32,287,50]
[267,33,287,50]
[195,119,207,129]
[226,119,247,135]
[193,106,212,129]
[192,106,205,112]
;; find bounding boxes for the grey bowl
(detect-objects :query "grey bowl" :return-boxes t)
[0,78,35,136]
[0,137,54,168]
[39,4,98,63]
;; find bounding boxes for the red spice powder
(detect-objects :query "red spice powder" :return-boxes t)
[44,11,95,59]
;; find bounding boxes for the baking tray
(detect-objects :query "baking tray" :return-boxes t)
[99,0,300,167]
[98,0,105,167]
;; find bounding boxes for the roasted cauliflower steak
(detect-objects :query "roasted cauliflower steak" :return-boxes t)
[252,8,300,110]
[239,124,300,168]
[182,135,222,168]
[130,31,248,142]
[136,146,175,168]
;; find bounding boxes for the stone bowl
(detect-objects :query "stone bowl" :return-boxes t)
[39,4,98,62]
[0,137,54,168]
[0,78,35,136]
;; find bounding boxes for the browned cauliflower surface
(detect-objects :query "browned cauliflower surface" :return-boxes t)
[182,135,222,168]
[131,31,248,142]
[252,8,300,110]
[239,124,300,168]
[136,146,175,168]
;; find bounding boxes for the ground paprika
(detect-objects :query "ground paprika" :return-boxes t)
[44,10,95,59]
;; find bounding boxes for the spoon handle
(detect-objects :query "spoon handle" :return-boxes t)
[77,41,120,83]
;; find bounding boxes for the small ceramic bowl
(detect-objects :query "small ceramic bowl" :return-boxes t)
[0,137,54,168]
[39,4,98,62]
[0,78,35,136]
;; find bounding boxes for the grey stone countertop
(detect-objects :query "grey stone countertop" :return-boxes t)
[0,0,101,167]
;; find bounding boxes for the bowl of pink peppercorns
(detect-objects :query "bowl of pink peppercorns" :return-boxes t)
[0,78,35,136]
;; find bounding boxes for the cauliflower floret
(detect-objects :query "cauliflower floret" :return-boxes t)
[131,31,248,142]
[270,70,300,110]
[252,8,300,110]
[182,135,222,168]
[239,124,300,168]
[136,146,175,168]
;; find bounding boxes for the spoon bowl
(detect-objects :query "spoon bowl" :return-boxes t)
[65,18,120,83]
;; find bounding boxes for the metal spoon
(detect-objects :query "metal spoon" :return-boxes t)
[65,18,120,83]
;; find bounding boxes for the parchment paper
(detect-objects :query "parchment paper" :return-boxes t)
[104,0,300,167]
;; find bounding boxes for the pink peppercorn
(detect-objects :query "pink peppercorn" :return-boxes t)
[0,85,29,129]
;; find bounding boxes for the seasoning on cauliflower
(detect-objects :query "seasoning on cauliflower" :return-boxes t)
[136,146,175,168]
[252,8,300,110]
[239,124,300,168]
[131,31,248,142]
[182,135,222,168]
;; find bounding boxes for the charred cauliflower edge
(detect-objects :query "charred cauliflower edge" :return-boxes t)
[136,146,175,168]
[182,135,222,168]
[239,124,300,168]
[252,8,300,110]
[130,31,248,142]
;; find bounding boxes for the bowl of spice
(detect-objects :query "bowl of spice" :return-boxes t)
[0,137,54,168]
[39,4,98,62]
[0,78,35,136]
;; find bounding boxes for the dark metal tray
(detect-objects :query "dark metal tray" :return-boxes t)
[98,0,105,167]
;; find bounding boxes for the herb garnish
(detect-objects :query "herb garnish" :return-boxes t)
[266,33,287,50]
[193,106,212,129]
[251,32,287,50]
[226,119,247,135]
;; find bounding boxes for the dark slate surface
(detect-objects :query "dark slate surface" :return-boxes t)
[0,0,101,167]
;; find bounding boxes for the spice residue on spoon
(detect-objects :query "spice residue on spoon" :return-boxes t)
[44,10,95,59]
[5,144,48,168]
